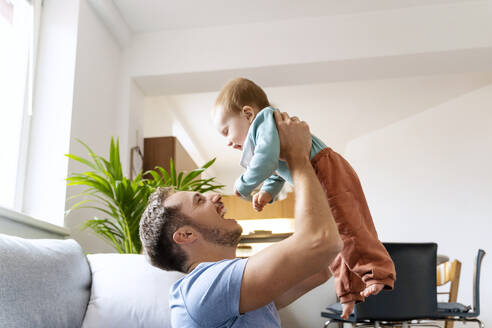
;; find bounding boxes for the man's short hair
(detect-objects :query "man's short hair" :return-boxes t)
[139,187,189,273]
[214,77,270,115]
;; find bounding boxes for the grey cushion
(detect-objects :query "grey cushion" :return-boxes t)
[0,234,91,328]
[437,302,471,313]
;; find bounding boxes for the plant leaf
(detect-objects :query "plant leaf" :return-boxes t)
[170,158,176,186]
[64,154,97,171]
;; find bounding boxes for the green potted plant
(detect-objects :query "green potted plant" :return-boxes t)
[66,138,223,254]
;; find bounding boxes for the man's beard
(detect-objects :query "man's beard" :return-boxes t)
[190,222,242,247]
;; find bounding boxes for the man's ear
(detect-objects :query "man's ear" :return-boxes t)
[241,106,256,123]
[173,226,198,245]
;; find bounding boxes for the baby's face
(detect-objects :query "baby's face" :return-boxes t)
[213,105,251,151]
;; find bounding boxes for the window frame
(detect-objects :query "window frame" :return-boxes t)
[1,0,42,213]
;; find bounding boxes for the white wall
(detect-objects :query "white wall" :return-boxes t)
[345,84,492,326]
[64,0,142,253]
[278,281,337,328]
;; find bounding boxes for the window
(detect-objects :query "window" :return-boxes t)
[0,0,38,210]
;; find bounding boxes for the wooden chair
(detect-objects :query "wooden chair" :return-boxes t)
[436,259,461,328]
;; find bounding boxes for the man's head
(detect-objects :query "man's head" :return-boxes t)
[213,77,270,151]
[140,188,243,273]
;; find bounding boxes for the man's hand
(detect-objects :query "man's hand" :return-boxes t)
[252,191,273,212]
[273,111,311,163]
[341,301,355,320]
[360,283,384,298]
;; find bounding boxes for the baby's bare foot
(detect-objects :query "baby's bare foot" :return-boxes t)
[360,283,384,298]
[341,301,355,320]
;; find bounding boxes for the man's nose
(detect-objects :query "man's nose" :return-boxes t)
[209,193,221,203]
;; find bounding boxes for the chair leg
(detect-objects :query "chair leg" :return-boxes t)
[455,318,485,328]
[470,318,484,328]
[445,319,454,328]
[324,319,334,328]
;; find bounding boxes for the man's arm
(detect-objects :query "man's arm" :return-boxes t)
[239,112,343,313]
[274,265,332,309]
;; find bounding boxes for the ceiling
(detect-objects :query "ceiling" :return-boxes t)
[150,72,492,192]
[134,48,492,96]
[113,0,475,33]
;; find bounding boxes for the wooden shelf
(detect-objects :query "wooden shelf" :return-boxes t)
[222,192,295,220]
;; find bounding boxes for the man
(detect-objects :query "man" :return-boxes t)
[140,111,343,327]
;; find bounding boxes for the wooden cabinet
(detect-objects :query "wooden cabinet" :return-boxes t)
[221,192,294,220]
[143,136,198,173]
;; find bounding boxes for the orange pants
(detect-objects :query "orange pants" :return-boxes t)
[311,148,396,304]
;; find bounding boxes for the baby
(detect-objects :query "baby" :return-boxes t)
[212,78,396,318]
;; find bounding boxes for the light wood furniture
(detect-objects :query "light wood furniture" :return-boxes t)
[437,259,462,328]
[437,254,450,265]
[224,193,295,256]
[221,192,295,220]
[143,136,198,174]
[235,217,295,256]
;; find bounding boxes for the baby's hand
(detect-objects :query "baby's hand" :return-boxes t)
[233,187,242,198]
[341,301,355,320]
[252,191,273,212]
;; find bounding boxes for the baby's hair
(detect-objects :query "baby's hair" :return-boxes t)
[214,77,270,115]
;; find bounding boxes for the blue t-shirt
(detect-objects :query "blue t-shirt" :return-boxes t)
[169,258,281,328]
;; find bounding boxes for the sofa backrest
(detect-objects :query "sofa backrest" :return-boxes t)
[81,253,184,328]
[0,234,91,328]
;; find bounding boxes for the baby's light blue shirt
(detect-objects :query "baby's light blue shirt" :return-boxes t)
[235,107,327,199]
[169,258,281,327]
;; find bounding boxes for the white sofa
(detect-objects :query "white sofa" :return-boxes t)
[0,234,184,328]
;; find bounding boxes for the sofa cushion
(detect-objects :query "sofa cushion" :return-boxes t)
[82,254,184,328]
[0,234,91,328]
